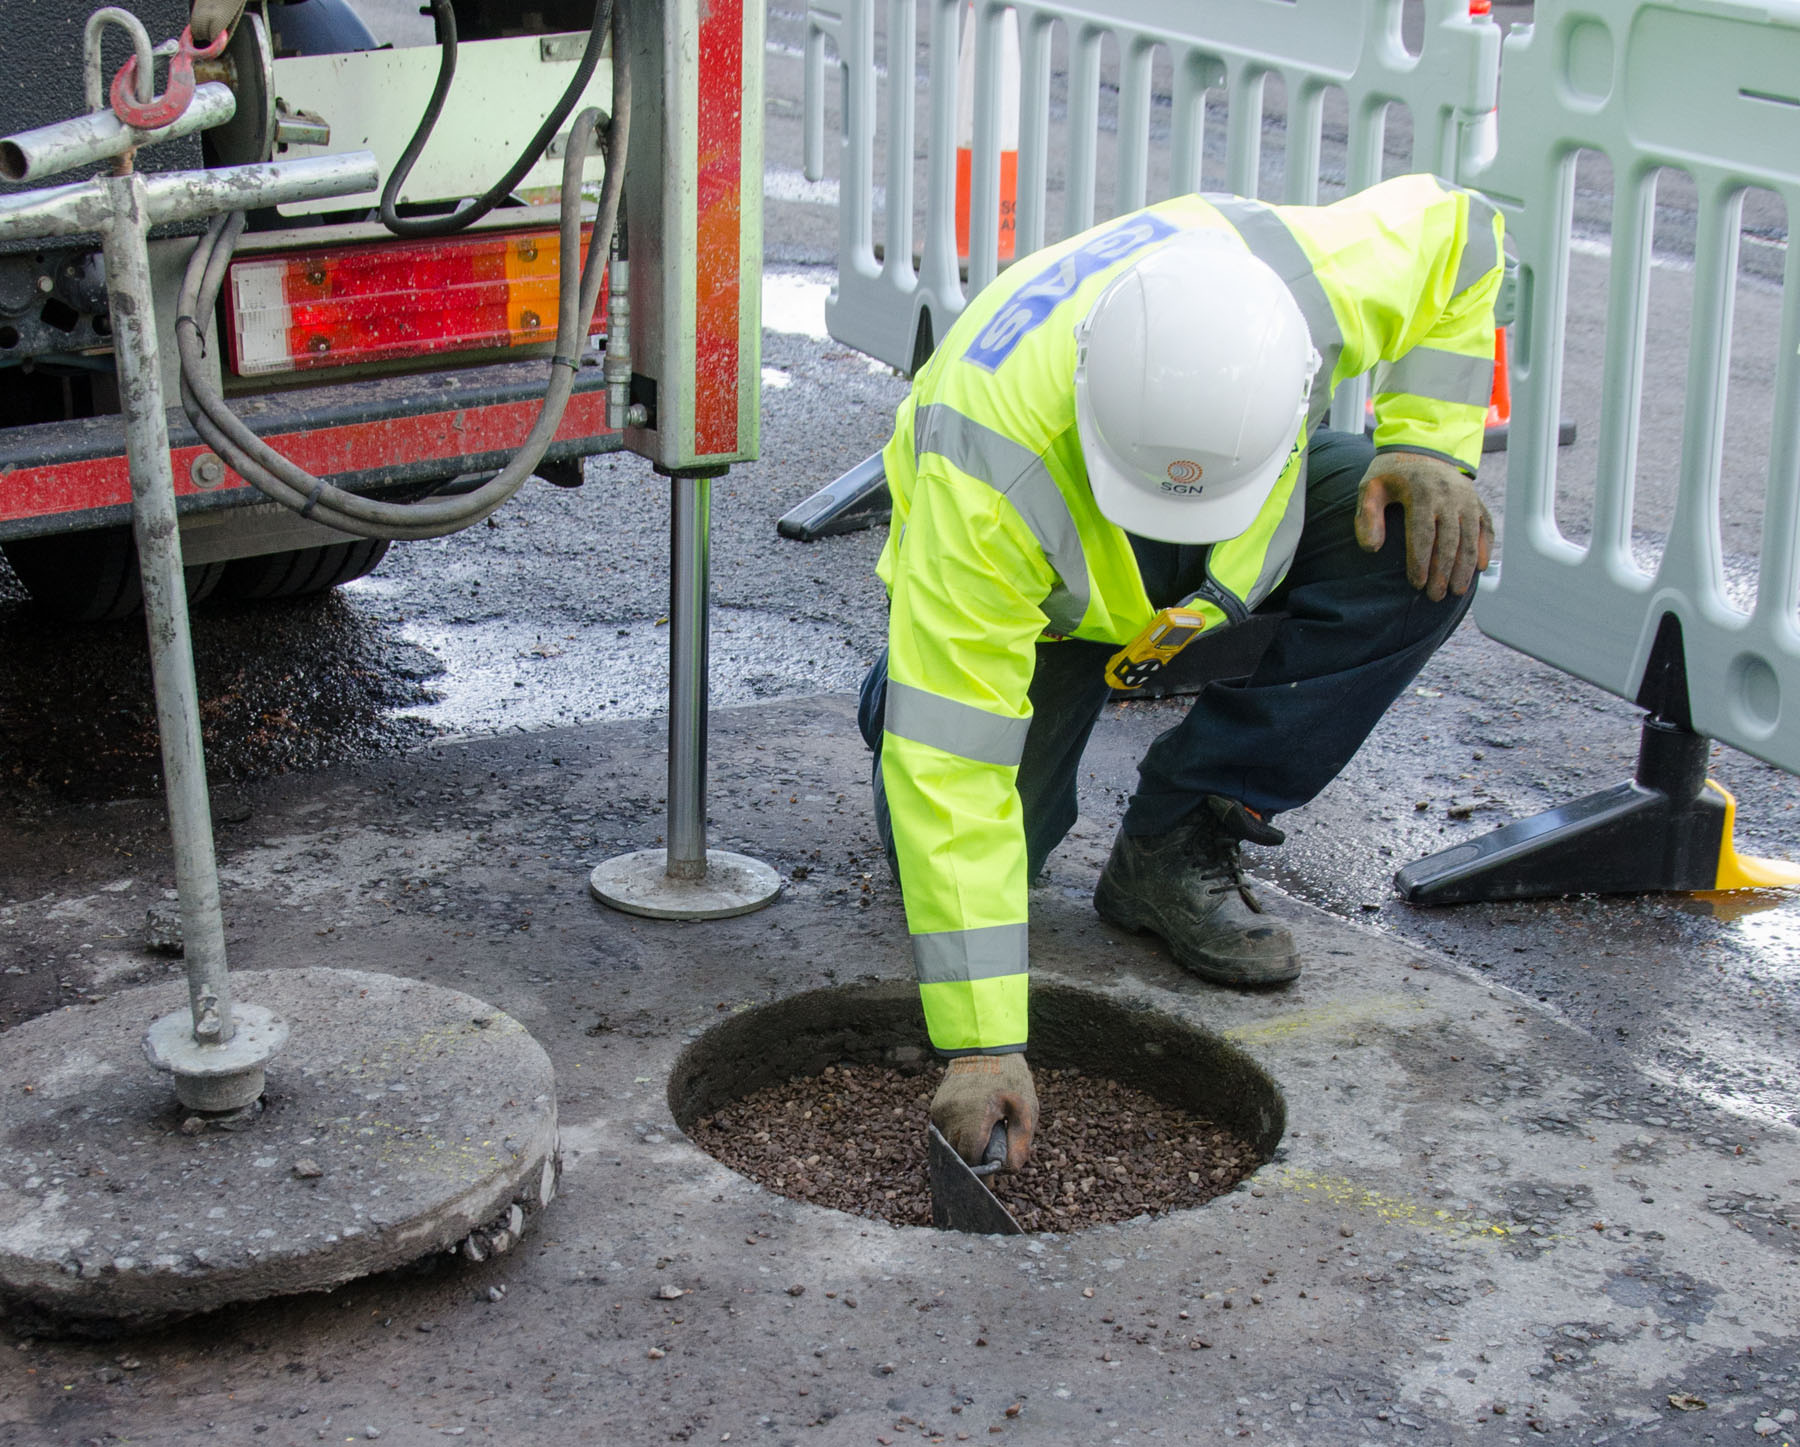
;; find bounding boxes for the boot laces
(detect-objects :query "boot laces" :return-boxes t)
[1187,827,1263,913]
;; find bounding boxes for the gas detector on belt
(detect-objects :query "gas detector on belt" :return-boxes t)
[1104,606,1209,691]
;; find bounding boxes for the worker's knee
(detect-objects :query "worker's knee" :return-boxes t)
[857,648,889,751]
[1302,427,1377,509]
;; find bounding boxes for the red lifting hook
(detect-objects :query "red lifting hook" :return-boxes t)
[109,25,231,131]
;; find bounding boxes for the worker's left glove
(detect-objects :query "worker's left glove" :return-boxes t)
[930,1054,1038,1172]
[1354,451,1494,602]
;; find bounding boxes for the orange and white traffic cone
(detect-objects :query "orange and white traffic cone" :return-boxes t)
[1478,325,1576,450]
[954,2,1020,264]
[1480,326,1512,451]
[1364,325,1518,450]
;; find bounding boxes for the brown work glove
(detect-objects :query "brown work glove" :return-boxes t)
[1354,451,1494,602]
[929,1054,1038,1172]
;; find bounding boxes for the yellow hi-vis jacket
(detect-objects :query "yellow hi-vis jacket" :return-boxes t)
[875,174,1505,1056]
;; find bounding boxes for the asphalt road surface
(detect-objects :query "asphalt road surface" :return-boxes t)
[3,0,1796,1140]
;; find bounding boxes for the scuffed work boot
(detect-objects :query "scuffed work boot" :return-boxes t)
[1092,797,1300,987]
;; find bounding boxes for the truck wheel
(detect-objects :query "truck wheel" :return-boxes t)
[1,527,226,623]
[215,539,391,601]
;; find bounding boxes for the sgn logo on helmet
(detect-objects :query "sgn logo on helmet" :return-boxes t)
[964,214,1178,372]
[1162,459,1205,494]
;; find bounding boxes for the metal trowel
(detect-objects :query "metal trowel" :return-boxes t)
[927,1121,1023,1235]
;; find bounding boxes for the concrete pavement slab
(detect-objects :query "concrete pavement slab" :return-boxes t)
[0,969,559,1331]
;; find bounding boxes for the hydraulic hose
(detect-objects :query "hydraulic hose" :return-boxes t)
[173,2,630,541]
[378,0,612,239]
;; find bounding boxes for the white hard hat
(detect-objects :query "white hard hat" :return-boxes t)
[1074,229,1321,544]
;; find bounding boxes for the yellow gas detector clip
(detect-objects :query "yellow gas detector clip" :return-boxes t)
[1105,607,1208,691]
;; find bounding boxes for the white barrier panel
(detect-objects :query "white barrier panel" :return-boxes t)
[803,0,1500,437]
[1471,0,1800,772]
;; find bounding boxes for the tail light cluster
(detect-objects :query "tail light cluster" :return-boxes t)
[226,224,606,378]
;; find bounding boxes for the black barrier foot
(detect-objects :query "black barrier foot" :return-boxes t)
[1363,414,1577,453]
[1396,717,1800,904]
[777,452,890,541]
[1479,417,1579,453]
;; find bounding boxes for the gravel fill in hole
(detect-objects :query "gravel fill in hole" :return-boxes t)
[689,1063,1263,1231]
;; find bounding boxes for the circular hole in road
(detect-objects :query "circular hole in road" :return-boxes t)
[670,980,1285,1231]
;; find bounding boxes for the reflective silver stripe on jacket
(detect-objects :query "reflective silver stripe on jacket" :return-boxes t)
[1243,448,1310,610]
[1457,191,1501,295]
[885,680,1031,767]
[1376,345,1495,409]
[914,402,1089,633]
[913,922,1030,984]
[1205,196,1344,426]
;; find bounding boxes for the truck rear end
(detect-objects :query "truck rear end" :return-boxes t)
[0,0,632,618]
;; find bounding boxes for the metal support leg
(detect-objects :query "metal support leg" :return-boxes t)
[1,127,376,1120]
[591,466,781,919]
[0,102,570,1323]
[102,175,286,1111]
[666,467,712,880]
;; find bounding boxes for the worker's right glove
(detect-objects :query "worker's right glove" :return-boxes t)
[1354,451,1494,603]
[929,1053,1038,1172]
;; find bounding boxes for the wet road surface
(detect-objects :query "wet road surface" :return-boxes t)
[0,8,1795,1438]
[4,259,1797,1146]
[2,0,1796,1218]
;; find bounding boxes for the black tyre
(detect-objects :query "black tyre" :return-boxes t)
[214,538,391,601]
[1,526,226,623]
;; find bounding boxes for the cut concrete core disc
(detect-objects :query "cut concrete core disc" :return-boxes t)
[589,847,781,920]
[0,968,559,1332]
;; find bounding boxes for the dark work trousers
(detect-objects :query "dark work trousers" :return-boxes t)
[858,428,1476,880]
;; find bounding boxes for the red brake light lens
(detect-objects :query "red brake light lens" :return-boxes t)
[226,225,605,377]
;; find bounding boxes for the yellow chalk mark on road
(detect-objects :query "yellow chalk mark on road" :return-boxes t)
[1268,1165,1532,1244]
[1221,995,1437,1046]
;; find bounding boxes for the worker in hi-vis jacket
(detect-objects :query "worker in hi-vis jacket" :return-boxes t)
[857,174,1505,1169]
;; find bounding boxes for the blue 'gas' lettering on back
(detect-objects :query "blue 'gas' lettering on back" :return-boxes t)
[963,214,1178,372]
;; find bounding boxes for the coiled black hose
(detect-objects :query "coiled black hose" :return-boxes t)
[379,0,614,239]
[173,2,629,541]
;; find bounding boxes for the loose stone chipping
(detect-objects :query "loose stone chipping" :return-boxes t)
[692,1064,1263,1230]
